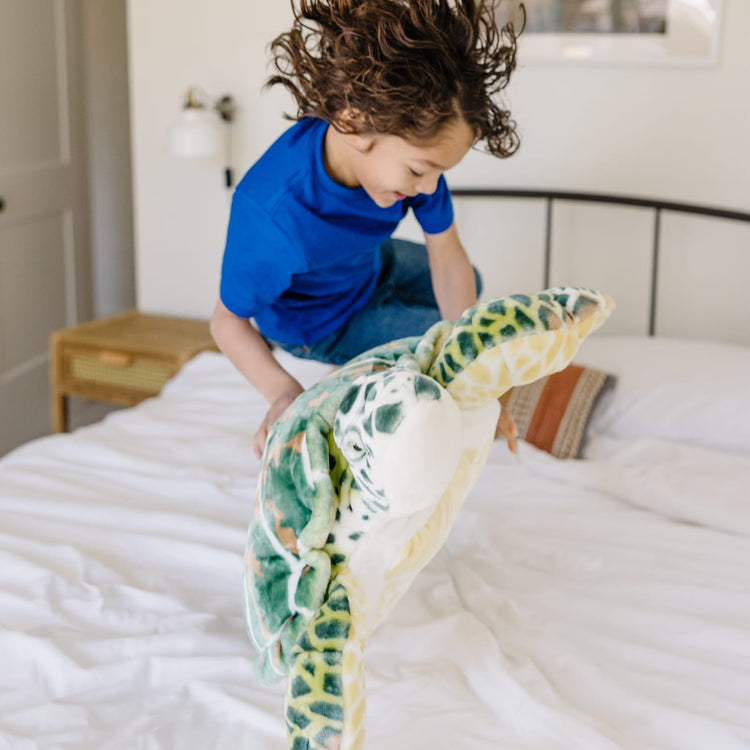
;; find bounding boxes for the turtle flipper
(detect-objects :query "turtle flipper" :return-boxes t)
[286,576,366,750]
[244,408,341,686]
[428,287,614,408]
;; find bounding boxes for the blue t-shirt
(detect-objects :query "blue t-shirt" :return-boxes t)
[219,117,454,346]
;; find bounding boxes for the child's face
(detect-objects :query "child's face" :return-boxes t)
[348,118,476,209]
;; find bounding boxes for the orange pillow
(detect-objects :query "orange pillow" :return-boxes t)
[500,365,614,459]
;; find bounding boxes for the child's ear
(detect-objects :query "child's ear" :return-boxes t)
[334,109,377,153]
[334,108,369,134]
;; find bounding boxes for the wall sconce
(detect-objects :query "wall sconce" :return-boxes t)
[167,88,236,188]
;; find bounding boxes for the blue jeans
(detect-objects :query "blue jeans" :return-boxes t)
[275,238,482,365]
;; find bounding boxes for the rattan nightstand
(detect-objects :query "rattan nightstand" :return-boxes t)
[50,310,218,433]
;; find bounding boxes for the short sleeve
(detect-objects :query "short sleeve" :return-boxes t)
[409,175,454,235]
[219,191,306,319]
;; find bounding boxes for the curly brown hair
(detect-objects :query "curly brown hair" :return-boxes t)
[267,0,524,158]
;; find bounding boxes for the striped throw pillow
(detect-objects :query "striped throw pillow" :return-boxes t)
[500,365,614,459]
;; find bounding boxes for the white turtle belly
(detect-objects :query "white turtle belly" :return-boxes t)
[348,401,500,636]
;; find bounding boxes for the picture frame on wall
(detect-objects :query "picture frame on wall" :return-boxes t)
[503,0,723,67]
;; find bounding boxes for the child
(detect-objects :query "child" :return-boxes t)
[211,0,523,458]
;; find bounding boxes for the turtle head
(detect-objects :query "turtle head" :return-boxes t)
[429,287,615,409]
[333,367,463,520]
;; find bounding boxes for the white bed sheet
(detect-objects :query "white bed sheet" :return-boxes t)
[1,351,749,749]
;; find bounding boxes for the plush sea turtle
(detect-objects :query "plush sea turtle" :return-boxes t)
[243,286,614,750]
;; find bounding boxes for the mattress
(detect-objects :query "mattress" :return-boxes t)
[1,343,749,749]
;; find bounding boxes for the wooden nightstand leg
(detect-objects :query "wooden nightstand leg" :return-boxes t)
[49,332,68,433]
[52,392,69,433]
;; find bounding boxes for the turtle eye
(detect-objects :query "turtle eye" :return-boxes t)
[342,427,366,460]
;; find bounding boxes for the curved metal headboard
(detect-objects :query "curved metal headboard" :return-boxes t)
[451,188,750,336]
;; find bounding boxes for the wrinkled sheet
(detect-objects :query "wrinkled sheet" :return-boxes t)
[1,351,749,749]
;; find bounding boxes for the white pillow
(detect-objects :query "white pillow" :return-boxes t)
[574,335,750,454]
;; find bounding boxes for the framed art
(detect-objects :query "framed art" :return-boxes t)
[504,0,723,67]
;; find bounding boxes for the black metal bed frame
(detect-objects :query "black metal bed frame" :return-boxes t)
[451,188,750,336]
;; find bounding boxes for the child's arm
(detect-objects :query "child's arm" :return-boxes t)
[424,222,478,320]
[210,299,304,458]
[425,222,519,454]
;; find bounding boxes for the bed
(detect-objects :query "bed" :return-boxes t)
[2,192,750,749]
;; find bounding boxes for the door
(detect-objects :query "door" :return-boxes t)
[0,0,91,455]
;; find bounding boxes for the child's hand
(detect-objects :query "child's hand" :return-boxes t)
[495,405,519,454]
[253,386,304,459]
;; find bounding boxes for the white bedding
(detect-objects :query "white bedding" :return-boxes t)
[1,349,749,749]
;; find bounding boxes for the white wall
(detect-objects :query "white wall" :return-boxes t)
[127,0,293,319]
[127,0,750,340]
[453,1,749,207]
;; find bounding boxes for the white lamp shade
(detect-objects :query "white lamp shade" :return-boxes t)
[167,108,222,158]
